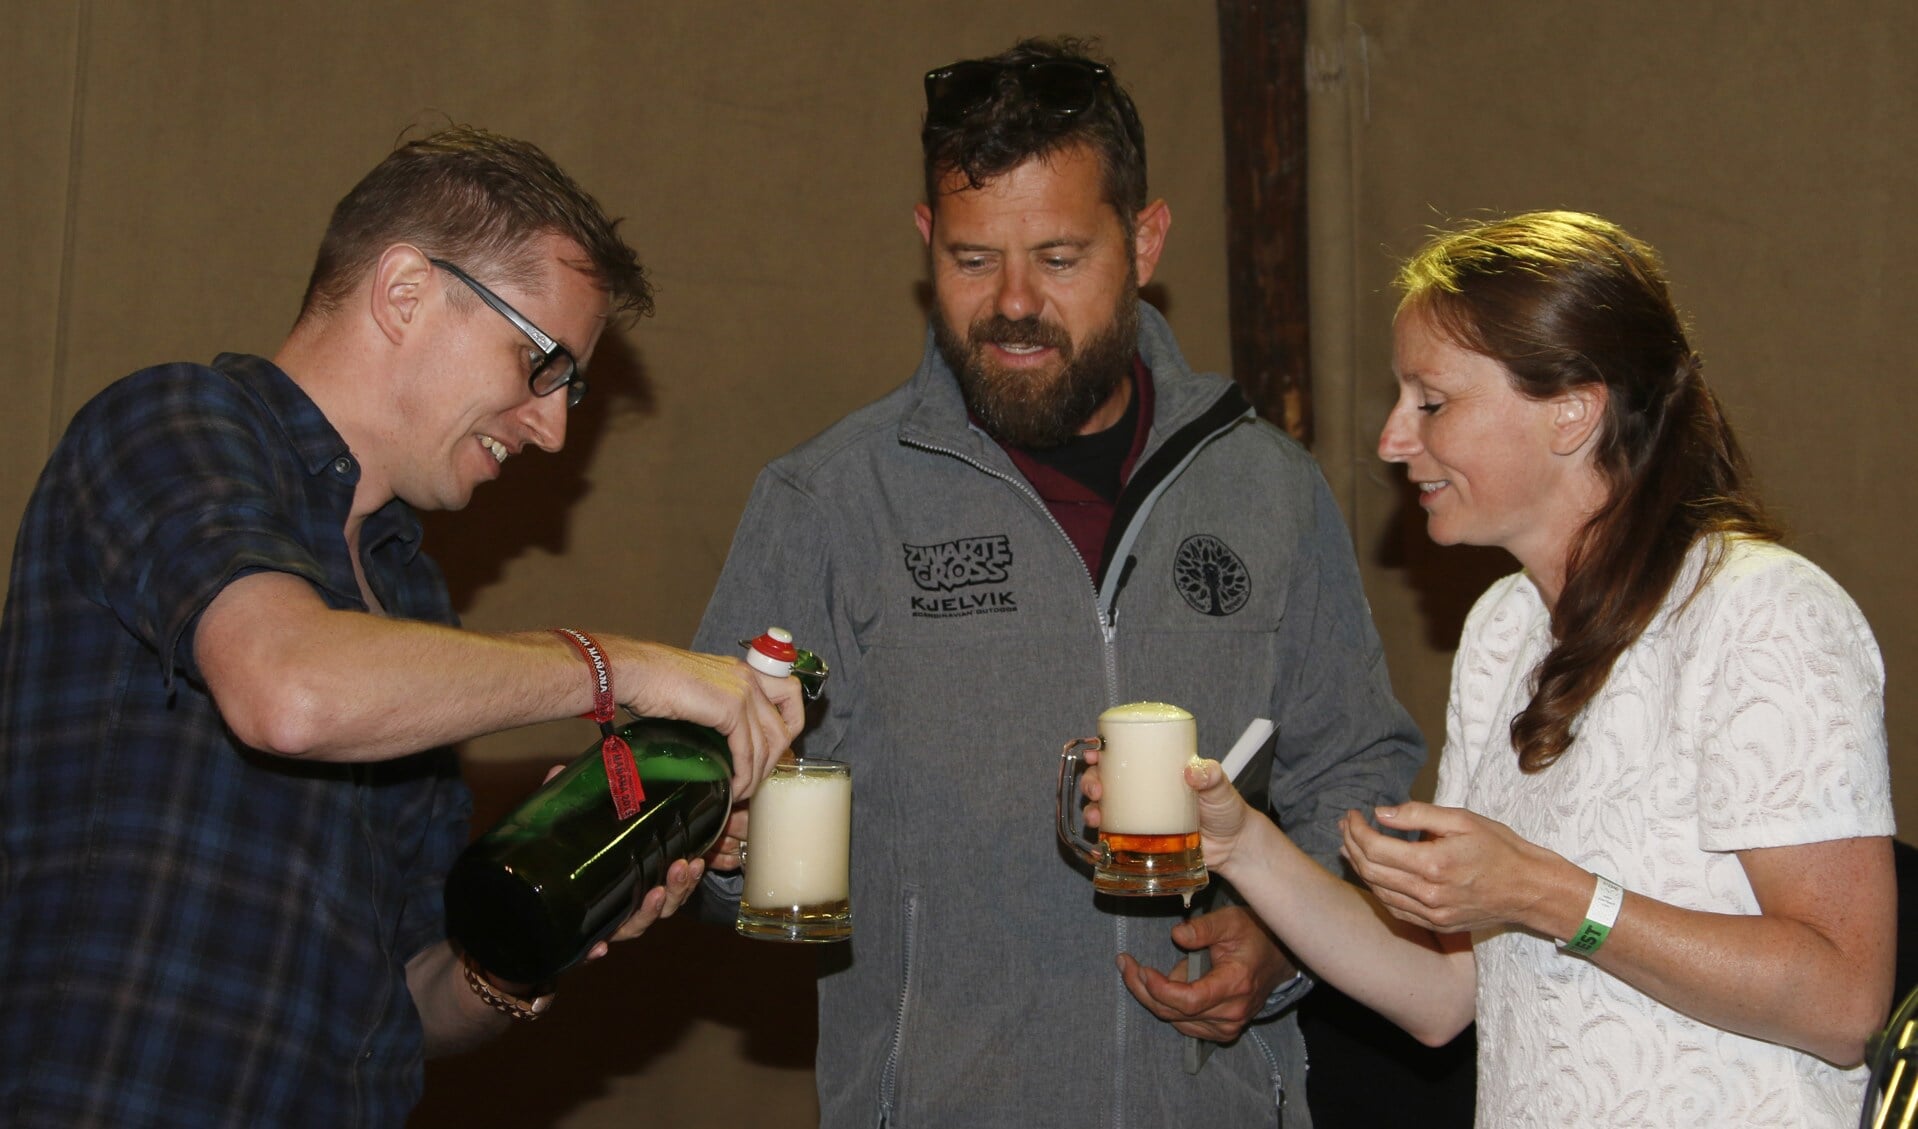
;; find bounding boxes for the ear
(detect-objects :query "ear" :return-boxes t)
[367,244,434,346]
[914,202,934,248]
[1131,199,1171,288]
[1549,383,1607,456]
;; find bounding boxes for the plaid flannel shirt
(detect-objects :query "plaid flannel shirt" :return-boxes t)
[0,354,470,1128]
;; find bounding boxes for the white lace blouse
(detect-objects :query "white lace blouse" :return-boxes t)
[1435,537,1893,1127]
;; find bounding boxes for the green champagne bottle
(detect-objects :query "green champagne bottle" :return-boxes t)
[445,632,826,984]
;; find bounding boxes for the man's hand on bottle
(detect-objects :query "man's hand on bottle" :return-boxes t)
[521,763,708,956]
[594,857,706,955]
[617,642,804,801]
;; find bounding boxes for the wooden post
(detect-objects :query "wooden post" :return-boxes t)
[1216,0,1312,445]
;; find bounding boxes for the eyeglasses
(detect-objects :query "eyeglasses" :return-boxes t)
[922,58,1144,154]
[430,258,586,407]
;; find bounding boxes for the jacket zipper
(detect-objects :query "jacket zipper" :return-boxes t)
[1250,1024,1284,1112]
[877,886,920,1127]
[898,392,1254,1126]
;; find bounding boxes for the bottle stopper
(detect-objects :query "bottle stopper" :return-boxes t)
[745,627,798,678]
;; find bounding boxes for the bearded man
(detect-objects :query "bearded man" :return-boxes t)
[694,37,1423,1128]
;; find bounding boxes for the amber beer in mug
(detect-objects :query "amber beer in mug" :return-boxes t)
[735,758,853,942]
[1056,701,1208,899]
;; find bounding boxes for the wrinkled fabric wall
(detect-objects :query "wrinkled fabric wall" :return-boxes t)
[3,3,1908,1126]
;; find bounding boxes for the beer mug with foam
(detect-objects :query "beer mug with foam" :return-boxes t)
[1056,701,1208,899]
[735,758,853,942]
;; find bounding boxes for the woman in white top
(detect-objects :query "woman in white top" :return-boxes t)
[1093,211,1895,1126]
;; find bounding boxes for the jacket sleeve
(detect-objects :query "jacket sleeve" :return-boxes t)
[690,465,854,914]
[1264,470,1427,874]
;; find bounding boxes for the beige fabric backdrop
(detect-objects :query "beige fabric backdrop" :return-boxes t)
[1,3,1908,1126]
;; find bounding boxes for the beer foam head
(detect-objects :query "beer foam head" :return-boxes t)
[1100,701,1193,724]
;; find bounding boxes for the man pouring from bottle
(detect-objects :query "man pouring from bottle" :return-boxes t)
[0,126,804,1128]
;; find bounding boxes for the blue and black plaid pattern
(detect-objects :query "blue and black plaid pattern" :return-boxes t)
[0,355,470,1128]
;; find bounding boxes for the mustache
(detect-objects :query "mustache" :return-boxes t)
[969,315,1070,352]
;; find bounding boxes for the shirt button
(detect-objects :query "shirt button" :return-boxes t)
[332,456,353,475]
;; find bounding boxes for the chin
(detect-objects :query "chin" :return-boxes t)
[419,481,479,513]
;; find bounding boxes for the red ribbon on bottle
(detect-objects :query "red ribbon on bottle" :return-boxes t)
[553,628,645,819]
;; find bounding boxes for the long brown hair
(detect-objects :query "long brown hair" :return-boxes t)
[1396,211,1779,772]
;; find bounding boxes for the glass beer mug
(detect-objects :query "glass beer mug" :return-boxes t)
[1056,701,1208,900]
[735,757,853,942]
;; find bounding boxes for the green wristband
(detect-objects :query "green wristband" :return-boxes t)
[1561,874,1624,956]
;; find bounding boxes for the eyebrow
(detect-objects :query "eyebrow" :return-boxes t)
[536,308,598,364]
[504,276,600,360]
[503,321,580,367]
[566,313,610,370]
[943,236,1094,253]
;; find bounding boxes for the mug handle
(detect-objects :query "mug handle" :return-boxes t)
[1056,737,1104,867]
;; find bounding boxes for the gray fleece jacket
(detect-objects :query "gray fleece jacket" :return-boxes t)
[695,304,1423,1129]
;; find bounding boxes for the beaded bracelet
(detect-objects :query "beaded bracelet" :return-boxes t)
[460,951,554,1021]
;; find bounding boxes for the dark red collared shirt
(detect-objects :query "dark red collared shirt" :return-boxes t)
[999,356,1155,584]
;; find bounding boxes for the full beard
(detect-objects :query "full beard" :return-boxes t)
[932,280,1141,450]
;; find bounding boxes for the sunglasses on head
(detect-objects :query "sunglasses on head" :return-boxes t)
[922,57,1144,153]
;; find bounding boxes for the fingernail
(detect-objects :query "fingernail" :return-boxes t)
[1376,806,1396,819]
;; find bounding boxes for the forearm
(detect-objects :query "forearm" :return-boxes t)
[1591,905,1882,1065]
[219,621,585,760]
[407,942,514,1057]
[1217,816,1474,1044]
[1532,847,1894,1066]
[199,572,726,761]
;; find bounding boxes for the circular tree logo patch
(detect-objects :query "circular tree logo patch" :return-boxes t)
[1173,534,1250,616]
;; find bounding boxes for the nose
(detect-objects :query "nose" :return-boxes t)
[994,261,1040,323]
[1377,399,1420,464]
[521,389,568,454]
